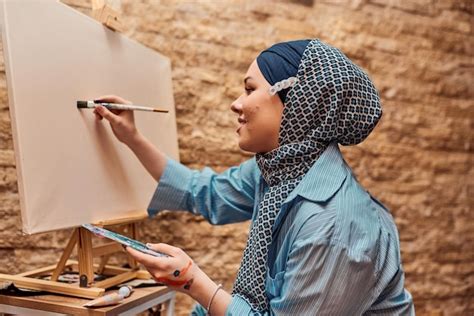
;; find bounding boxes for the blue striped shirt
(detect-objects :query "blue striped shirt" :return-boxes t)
[148,142,415,315]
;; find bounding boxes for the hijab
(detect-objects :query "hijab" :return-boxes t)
[256,39,310,103]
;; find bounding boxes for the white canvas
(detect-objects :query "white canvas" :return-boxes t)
[0,0,179,234]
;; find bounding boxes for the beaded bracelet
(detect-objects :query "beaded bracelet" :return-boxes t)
[206,283,223,316]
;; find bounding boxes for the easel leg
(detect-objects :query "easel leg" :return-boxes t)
[127,222,139,269]
[97,254,111,275]
[51,229,78,281]
[77,228,94,287]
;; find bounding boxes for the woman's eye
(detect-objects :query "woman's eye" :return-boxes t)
[245,87,254,94]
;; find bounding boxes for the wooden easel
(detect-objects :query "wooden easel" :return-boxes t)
[0,212,153,299]
[91,0,124,32]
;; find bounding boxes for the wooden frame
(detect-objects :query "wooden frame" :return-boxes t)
[0,215,153,299]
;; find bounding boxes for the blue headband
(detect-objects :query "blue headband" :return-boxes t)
[256,39,311,103]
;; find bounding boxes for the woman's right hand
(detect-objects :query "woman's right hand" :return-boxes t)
[93,95,140,146]
[93,95,167,182]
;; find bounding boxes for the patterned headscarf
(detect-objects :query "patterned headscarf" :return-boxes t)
[256,39,310,103]
[232,39,383,311]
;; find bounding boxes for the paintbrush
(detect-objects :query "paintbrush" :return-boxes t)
[83,286,133,307]
[77,100,168,113]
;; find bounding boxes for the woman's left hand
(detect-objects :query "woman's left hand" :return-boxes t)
[125,243,198,293]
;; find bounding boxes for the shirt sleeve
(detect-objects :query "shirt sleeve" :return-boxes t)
[226,223,378,315]
[147,157,259,225]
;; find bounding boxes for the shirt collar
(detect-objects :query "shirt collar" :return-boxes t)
[284,141,348,204]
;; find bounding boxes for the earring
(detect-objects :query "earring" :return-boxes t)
[268,77,298,96]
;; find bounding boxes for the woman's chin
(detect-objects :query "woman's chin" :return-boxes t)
[238,137,278,154]
[238,138,255,153]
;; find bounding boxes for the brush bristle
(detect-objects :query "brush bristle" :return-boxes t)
[77,101,88,108]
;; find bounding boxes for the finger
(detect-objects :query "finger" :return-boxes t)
[93,95,121,103]
[94,104,122,116]
[95,105,119,125]
[146,243,180,257]
[143,267,167,286]
[110,109,123,115]
[92,108,101,119]
[126,246,170,269]
[94,95,130,105]
[94,112,103,120]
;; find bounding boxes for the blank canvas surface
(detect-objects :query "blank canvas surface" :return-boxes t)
[0,0,179,234]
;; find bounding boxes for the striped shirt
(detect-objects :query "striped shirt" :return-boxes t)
[148,142,415,315]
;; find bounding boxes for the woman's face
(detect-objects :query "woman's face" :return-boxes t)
[231,60,284,153]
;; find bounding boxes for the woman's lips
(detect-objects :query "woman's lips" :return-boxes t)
[237,118,247,133]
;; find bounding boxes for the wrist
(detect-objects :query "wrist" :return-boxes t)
[188,267,231,315]
[125,130,144,150]
[188,266,216,304]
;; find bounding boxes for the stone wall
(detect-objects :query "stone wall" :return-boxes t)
[0,0,472,315]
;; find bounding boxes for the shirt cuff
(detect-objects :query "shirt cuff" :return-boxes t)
[226,294,261,316]
[147,157,195,217]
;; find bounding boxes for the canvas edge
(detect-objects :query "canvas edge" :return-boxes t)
[0,0,32,235]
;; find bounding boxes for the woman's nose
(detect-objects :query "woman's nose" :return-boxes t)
[231,98,243,114]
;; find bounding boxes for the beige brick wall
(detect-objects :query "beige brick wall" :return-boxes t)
[0,1,472,315]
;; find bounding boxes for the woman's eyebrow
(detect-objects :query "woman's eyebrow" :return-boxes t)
[244,76,254,84]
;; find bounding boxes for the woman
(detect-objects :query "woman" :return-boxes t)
[94,39,414,315]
